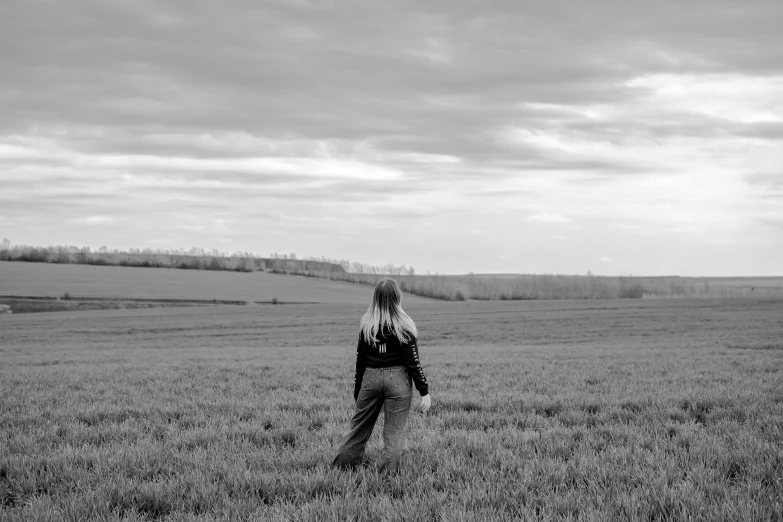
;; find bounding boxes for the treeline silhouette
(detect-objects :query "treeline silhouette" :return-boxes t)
[0,240,410,276]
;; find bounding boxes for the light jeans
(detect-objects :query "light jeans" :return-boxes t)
[333,366,413,472]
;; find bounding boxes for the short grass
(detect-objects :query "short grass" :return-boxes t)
[1,299,782,521]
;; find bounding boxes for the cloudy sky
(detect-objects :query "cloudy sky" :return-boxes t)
[1,0,782,275]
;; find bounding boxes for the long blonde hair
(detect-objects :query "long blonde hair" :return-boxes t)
[360,278,417,345]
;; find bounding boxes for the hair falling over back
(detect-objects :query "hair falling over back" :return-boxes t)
[360,278,418,345]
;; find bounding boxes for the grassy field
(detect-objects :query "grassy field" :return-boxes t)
[279,270,783,301]
[1,297,782,521]
[0,261,415,305]
[5,260,783,306]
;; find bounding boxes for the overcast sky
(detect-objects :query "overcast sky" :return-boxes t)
[1,0,781,275]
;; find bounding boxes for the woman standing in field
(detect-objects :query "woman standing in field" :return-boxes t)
[333,278,431,472]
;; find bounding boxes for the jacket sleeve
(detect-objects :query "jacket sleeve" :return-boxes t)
[353,334,367,401]
[402,335,429,396]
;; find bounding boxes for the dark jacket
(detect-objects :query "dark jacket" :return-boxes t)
[354,327,429,400]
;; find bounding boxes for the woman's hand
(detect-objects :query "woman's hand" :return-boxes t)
[418,394,431,415]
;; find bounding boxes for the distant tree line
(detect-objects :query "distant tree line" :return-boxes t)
[299,255,416,277]
[0,239,416,276]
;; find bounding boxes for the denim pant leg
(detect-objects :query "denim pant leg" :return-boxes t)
[333,370,383,469]
[380,368,412,472]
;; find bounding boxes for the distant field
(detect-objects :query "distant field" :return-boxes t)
[684,276,783,289]
[297,270,783,301]
[1,298,781,520]
[0,261,434,305]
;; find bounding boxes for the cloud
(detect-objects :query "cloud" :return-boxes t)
[747,172,783,189]
[528,213,571,223]
[625,73,783,124]
[1,0,782,274]
[71,215,116,225]
[759,218,783,231]
[610,223,642,231]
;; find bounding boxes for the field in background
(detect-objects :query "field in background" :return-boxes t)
[0,261,439,306]
[4,252,782,303]
[277,269,783,301]
[1,298,781,520]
